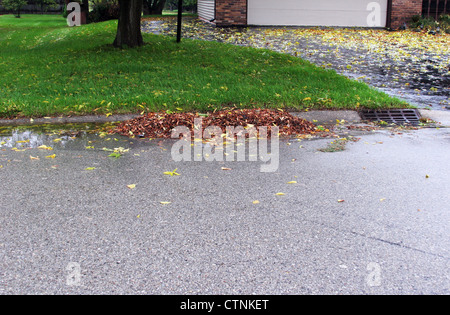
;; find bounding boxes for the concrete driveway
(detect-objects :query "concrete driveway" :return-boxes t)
[0,123,449,294]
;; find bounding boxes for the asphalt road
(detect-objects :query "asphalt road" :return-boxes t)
[0,126,449,294]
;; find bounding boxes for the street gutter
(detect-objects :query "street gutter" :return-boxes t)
[0,110,448,128]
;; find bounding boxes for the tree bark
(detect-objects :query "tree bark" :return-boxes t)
[114,0,144,48]
[143,0,166,15]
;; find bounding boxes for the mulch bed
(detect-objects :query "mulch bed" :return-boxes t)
[113,109,317,139]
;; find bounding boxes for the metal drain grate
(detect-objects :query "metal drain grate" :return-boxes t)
[359,109,422,126]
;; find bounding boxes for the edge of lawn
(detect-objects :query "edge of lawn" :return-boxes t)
[0,15,413,121]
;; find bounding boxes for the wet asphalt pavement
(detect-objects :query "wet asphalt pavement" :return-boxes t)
[0,124,449,294]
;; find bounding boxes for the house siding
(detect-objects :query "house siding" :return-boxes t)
[201,0,425,29]
[198,0,216,22]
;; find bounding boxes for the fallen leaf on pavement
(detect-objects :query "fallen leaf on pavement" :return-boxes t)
[37,145,53,150]
[164,169,180,176]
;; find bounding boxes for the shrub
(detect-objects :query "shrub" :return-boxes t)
[88,0,119,23]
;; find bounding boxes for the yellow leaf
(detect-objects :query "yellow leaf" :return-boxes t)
[287,181,297,184]
[252,200,260,204]
[46,154,56,159]
[127,184,136,189]
[276,193,285,196]
[53,139,62,143]
[85,167,96,171]
[163,168,180,176]
[160,201,171,205]
[16,140,30,144]
[221,167,232,171]
[38,145,53,151]
[29,155,39,160]
[338,199,345,203]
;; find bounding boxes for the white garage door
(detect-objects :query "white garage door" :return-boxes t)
[248,0,388,27]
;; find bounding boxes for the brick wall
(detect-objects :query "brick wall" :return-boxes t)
[390,0,423,29]
[213,0,424,29]
[215,0,247,26]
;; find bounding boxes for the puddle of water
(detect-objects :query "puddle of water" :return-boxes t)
[0,123,119,150]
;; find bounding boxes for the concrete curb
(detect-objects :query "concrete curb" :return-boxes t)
[0,114,141,127]
[0,110,449,128]
[0,111,362,127]
[291,110,362,124]
[419,110,450,127]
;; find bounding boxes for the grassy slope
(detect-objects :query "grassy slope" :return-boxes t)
[0,15,408,118]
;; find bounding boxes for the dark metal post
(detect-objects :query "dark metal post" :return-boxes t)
[177,0,183,43]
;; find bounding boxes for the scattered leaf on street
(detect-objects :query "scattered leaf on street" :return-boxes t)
[164,168,180,176]
[37,145,53,151]
[127,184,136,189]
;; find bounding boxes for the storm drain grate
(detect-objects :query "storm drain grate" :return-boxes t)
[359,109,422,126]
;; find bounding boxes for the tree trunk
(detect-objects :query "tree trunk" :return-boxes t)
[143,0,166,15]
[114,0,144,48]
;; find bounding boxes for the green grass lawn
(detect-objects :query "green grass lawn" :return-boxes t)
[0,14,409,118]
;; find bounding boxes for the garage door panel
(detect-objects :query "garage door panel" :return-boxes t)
[248,0,388,27]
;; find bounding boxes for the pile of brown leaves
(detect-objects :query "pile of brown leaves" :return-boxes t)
[114,109,317,139]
